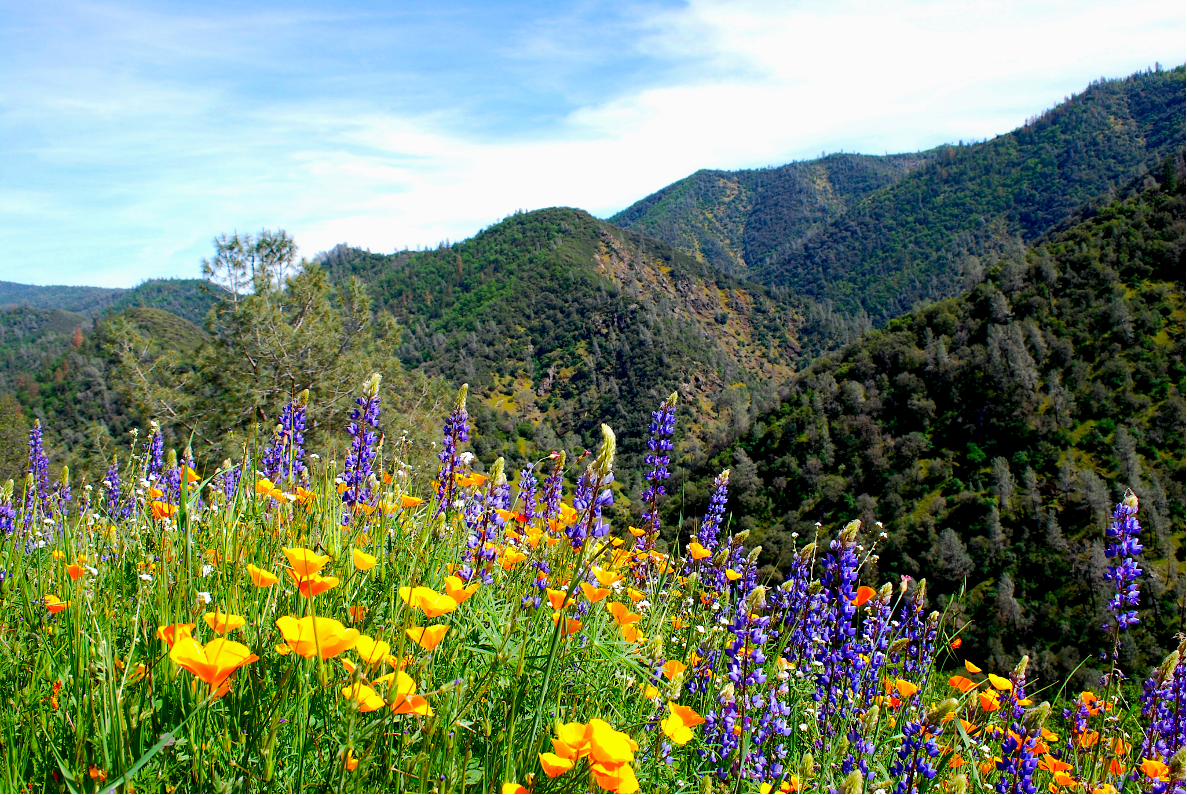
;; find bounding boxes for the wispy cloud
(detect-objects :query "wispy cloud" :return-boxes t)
[0,0,1182,287]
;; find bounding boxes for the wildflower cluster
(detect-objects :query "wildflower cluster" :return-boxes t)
[0,382,1178,795]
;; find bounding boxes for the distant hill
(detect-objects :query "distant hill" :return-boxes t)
[320,207,801,487]
[616,67,1186,325]
[0,278,221,325]
[612,151,935,278]
[678,152,1186,685]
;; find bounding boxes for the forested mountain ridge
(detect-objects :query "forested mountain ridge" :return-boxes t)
[0,278,219,325]
[610,152,935,278]
[617,67,1185,327]
[676,152,1186,687]
[319,207,801,490]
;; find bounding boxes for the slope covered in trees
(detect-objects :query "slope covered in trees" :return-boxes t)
[611,152,934,277]
[678,154,1185,686]
[321,207,801,487]
[617,68,1185,327]
[0,278,218,324]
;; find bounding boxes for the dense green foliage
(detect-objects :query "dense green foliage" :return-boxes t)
[0,279,219,325]
[612,152,933,277]
[321,208,800,488]
[677,155,1186,687]
[618,68,1185,327]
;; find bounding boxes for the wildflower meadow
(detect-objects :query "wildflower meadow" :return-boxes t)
[0,376,1182,794]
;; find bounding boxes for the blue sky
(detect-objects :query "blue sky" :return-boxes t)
[1,1,1183,288]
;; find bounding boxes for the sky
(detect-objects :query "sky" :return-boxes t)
[0,1,1183,288]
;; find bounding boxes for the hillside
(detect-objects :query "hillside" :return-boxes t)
[0,278,220,325]
[320,207,801,489]
[617,67,1185,326]
[677,152,1186,685]
[611,152,934,278]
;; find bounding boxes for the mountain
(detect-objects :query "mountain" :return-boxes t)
[676,152,1185,685]
[616,67,1186,325]
[319,207,801,489]
[0,278,221,325]
[610,152,935,278]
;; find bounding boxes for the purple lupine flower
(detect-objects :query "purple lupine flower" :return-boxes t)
[699,469,730,553]
[637,392,677,549]
[460,458,506,585]
[145,422,164,483]
[103,459,127,518]
[1135,643,1186,789]
[806,521,861,734]
[1103,492,1142,634]
[517,464,538,523]
[261,390,309,485]
[25,419,50,508]
[217,461,242,502]
[889,718,942,792]
[540,452,565,525]
[567,425,615,551]
[433,385,469,517]
[340,373,382,525]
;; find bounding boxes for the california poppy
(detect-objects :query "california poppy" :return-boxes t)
[406,625,449,650]
[581,582,610,603]
[247,564,279,587]
[399,586,458,618]
[275,615,359,660]
[687,542,710,561]
[851,586,876,607]
[282,547,330,579]
[341,682,386,712]
[203,611,247,634]
[169,635,258,696]
[352,548,378,572]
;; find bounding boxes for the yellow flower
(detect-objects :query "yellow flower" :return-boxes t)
[987,673,1013,691]
[274,615,359,660]
[354,635,392,666]
[282,547,330,579]
[203,611,247,634]
[894,678,919,698]
[538,752,574,778]
[399,586,458,618]
[406,625,450,650]
[389,670,432,716]
[444,575,479,605]
[289,570,340,598]
[246,564,279,587]
[169,636,258,696]
[341,682,386,712]
[352,548,378,571]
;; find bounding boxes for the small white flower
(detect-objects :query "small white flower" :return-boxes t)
[196,591,212,604]
[814,522,822,528]
[85,566,98,576]
[310,454,320,461]
[791,532,799,538]
[875,521,884,528]
[799,723,808,731]
[201,564,214,577]
[139,573,153,582]
[695,625,705,634]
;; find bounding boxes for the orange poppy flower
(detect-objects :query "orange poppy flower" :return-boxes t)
[352,548,378,571]
[607,602,641,626]
[594,568,622,587]
[894,679,918,698]
[282,547,330,579]
[400,495,424,508]
[156,623,195,647]
[341,682,386,712]
[987,673,1013,691]
[852,586,876,606]
[389,670,432,716]
[151,501,177,520]
[44,594,69,614]
[662,660,687,680]
[247,564,279,587]
[628,525,646,538]
[406,625,450,650]
[964,660,982,673]
[274,615,359,660]
[621,625,646,643]
[444,575,478,605]
[547,588,569,610]
[552,612,582,636]
[948,675,977,693]
[169,636,258,695]
[348,605,369,623]
[290,570,340,598]
[1140,759,1169,780]
[687,542,710,560]
[203,612,247,634]
[399,586,458,618]
[502,784,528,794]
[538,752,574,778]
[950,638,963,649]
[581,582,611,602]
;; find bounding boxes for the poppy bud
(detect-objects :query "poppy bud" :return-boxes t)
[1023,701,1050,734]
[840,769,864,794]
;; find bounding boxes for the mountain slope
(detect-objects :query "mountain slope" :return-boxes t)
[320,207,801,485]
[612,152,934,278]
[616,67,1185,325]
[0,278,221,325]
[679,152,1185,684]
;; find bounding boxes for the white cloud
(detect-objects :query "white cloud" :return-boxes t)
[0,0,1182,286]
